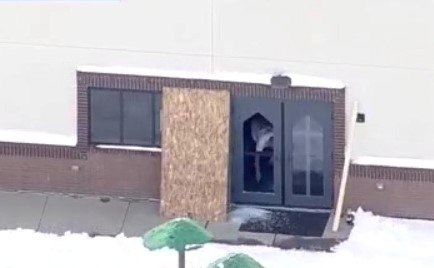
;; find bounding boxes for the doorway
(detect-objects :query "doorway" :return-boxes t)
[231,96,333,209]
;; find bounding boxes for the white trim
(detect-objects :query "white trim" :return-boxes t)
[77,65,346,89]
[95,144,162,153]
[333,101,358,232]
[352,156,434,170]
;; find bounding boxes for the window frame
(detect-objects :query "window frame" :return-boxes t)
[88,87,161,148]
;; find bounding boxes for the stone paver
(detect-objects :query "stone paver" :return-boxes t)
[0,190,351,250]
[273,234,341,252]
[38,195,129,236]
[322,211,353,240]
[207,221,241,243]
[122,201,208,237]
[237,231,276,246]
[0,191,47,230]
[121,201,168,237]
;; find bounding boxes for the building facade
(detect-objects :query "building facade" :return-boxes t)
[1,0,434,221]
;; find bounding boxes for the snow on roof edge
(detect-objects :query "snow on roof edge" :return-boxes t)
[0,129,77,147]
[352,156,434,170]
[77,65,346,89]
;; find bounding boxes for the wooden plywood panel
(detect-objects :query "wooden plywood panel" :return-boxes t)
[160,87,230,222]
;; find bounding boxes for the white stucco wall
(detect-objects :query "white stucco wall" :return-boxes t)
[0,0,433,160]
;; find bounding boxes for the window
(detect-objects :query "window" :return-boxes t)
[89,88,161,147]
[292,115,324,196]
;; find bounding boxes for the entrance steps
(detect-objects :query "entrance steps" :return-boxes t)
[205,205,354,251]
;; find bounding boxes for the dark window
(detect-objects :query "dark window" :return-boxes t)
[123,91,154,145]
[89,88,161,147]
[154,93,162,145]
[90,89,121,144]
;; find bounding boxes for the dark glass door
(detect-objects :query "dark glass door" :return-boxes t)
[284,101,332,208]
[231,96,283,205]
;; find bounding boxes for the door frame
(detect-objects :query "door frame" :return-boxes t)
[231,96,283,206]
[230,96,336,209]
[283,100,333,208]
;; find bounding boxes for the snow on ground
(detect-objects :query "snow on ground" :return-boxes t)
[0,209,433,267]
[77,65,346,89]
[227,206,271,224]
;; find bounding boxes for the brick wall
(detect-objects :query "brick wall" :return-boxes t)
[76,71,346,203]
[1,71,434,221]
[86,150,160,198]
[0,144,161,199]
[345,165,434,219]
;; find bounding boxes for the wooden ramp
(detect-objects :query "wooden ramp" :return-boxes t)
[160,87,230,222]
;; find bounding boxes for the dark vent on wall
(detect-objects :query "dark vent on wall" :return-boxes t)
[271,75,291,90]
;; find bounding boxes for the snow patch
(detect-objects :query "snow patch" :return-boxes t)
[0,129,76,146]
[352,156,434,170]
[77,65,345,89]
[228,207,271,224]
[333,208,434,263]
[95,144,162,153]
[1,209,434,267]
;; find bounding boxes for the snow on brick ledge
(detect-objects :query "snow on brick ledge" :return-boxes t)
[0,129,77,147]
[352,156,434,170]
[95,144,162,153]
[77,65,346,89]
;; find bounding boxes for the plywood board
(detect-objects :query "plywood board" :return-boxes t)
[160,87,230,222]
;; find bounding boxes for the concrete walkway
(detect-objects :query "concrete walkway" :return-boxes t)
[0,191,352,251]
[0,191,165,237]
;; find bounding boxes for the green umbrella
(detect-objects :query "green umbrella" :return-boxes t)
[142,217,213,268]
[208,253,265,268]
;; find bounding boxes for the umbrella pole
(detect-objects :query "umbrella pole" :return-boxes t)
[178,248,185,268]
